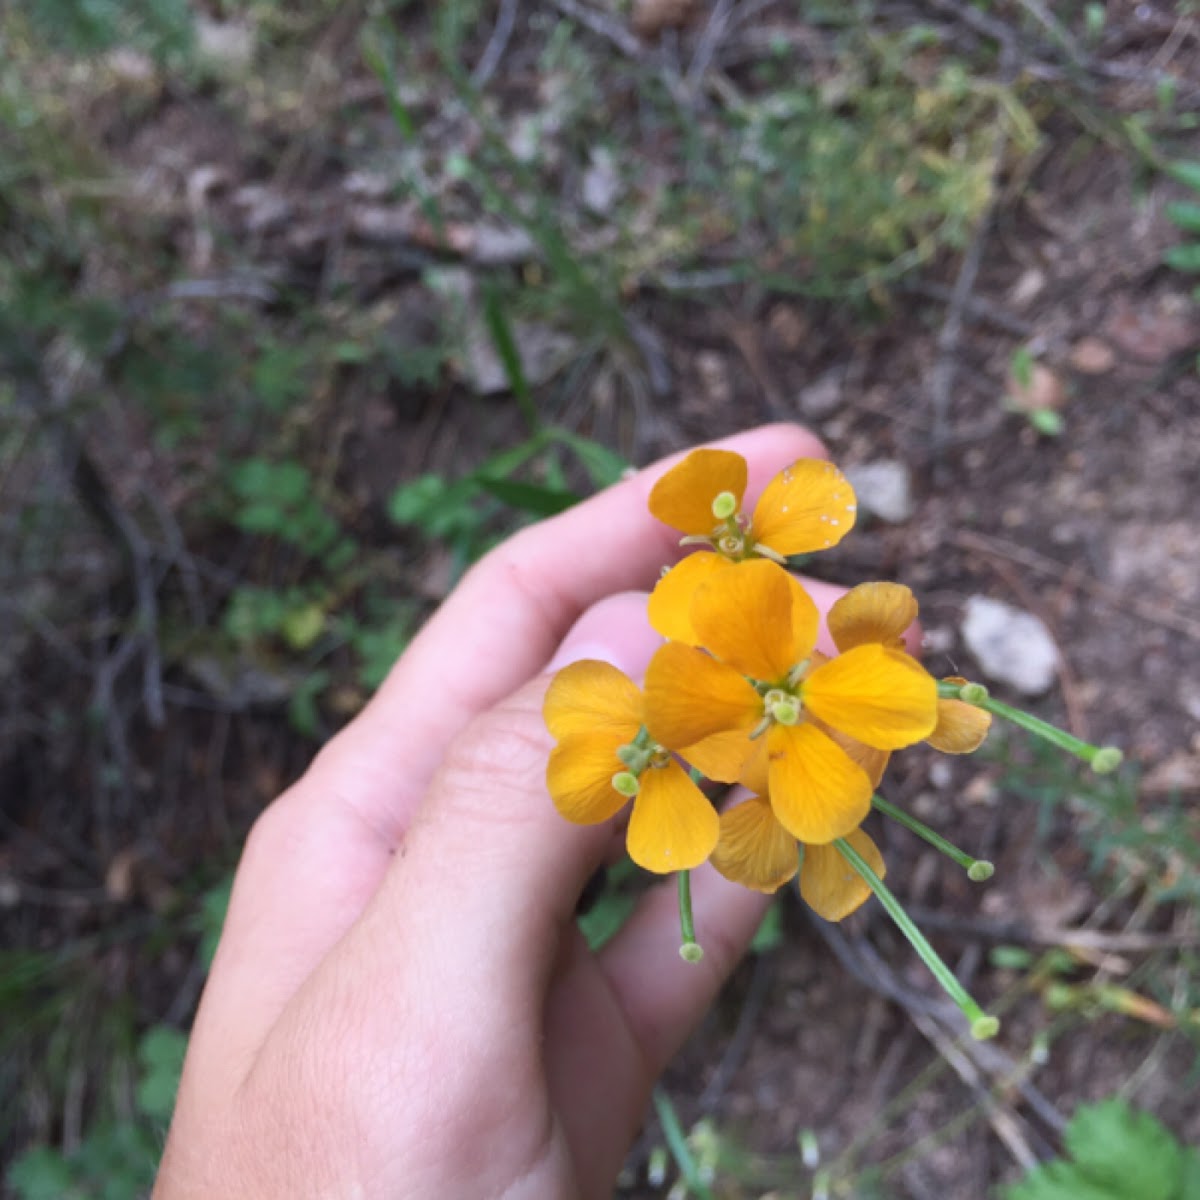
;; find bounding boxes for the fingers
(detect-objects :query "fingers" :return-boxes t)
[191,425,826,1079]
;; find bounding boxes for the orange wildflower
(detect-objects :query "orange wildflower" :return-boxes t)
[643,561,937,845]
[543,659,719,873]
[648,449,857,643]
[710,749,887,920]
[826,582,992,754]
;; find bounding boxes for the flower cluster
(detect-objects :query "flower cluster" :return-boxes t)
[543,446,1125,1035]
[543,448,992,922]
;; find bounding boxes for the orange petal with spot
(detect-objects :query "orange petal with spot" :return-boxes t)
[643,641,761,751]
[648,448,748,537]
[711,796,798,893]
[546,732,631,825]
[647,552,732,644]
[928,698,992,754]
[750,459,857,555]
[691,559,816,681]
[626,759,719,873]
[544,659,642,742]
[803,645,937,750]
[766,722,873,845]
[827,582,918,653]
[801,829,886,921]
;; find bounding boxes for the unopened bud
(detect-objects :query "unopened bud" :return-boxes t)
[967,860,995,883]
[679,940,704,964]
[711,491,738,520]
[611,771,639,797]
[959,682,989,704]
[1091,746,1123,774]
[970,1014,1000,1041]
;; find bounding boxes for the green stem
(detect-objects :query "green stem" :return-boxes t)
[652,1087,716,1200]
[871,795,993,881]
[834,838,999,1040]
[678,871,703,963]
[938,682,1121,773]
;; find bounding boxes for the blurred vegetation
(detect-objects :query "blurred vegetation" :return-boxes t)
[2,0,1197,1195]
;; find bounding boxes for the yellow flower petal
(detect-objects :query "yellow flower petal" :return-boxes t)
[627,759,719,873]
[750,459,857,555]
[647,552,732,644]
[801,829,885,921]
[543,659,642,742]
[827,582,918,653]
[711,796,798,892]
[546,732,631,825]
[648,448,748,537]
[691,559,817,682]
[802,645,937,750]
[677,727,756,784]
[644,641,761,751]
[928,697,993,754]
[812,718,892,789]
[766,722,873,844]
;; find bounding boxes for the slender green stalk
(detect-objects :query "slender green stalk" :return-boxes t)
[652,1087,716,1200]
[871,794,994,881]
[938,681,1122,773]
[678,870,703,963]
[834,838,999,1040]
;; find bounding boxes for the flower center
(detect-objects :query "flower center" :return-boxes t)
[612,728,673,796]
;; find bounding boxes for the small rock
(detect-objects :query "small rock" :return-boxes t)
[695,350,733,408]
[796,369,843,419]
[961,596,1059,696]
[1008,267,1046,308]
[766,304,808,351]
[581,147,621,215]
[844,460,915,524]
[1006,361,1066,413]
[196,18,256,72]
[632,0,694,36]
[1068,337,1116,375]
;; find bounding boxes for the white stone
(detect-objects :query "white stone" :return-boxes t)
[961,596,1059,696]
[844,460,915,524]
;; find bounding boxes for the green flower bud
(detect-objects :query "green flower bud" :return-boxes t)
[970,1014,1000,1041]
[1091,746,1123,774]
[611,771,639,797]
[959,682,989,704]
[711,491,738,520]
[967,860,995,883]
[679,940,705,964]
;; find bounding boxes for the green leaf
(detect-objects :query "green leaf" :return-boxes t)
[7,1147,78,1200]
[1165,201,1200,234]
[1065,1100,1180,1197]
[136,1026,187,1122]
[475,475,580,516]
[198,876,232,968]
[554,431,629,488]
[1168,161,1200,193]
[1004,1099,1186,1200]
[481,282,539,431]
[1163,243,1200,272]
[750,900,784,954]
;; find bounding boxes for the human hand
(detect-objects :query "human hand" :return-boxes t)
[155,424,854,1200]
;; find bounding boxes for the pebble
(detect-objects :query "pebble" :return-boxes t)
[961,596,1059,696]
[843,460,915,524]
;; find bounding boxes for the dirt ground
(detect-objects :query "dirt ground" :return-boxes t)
[4,3,1200,1196]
